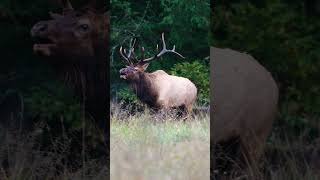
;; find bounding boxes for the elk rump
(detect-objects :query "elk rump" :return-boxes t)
[211,47,279,171]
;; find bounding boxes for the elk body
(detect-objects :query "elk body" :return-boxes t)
[119,33,197,113]
[211,47,279,172]
[30,1,109,134]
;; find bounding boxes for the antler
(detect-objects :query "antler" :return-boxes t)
[119,38,138,65]
[119,33,185,65]
[141,33,185,63]
[61,0,73,13]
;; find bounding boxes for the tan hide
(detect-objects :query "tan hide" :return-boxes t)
[152,70,197,109]
[211,47,279,164]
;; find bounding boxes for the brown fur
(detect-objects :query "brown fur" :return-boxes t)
[31,2,109,132]
[211,47,279,172]
[131,73,160,108]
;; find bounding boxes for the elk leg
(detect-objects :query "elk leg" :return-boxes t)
[178,105,192,120]
[239,134,265,173]
[181,104,193,120]
[187,104,193,115]
[214,136,243,175]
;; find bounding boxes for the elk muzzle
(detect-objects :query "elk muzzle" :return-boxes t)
[31,21,49,37]
[31,21,57,56]
[119,68,128,79]
[119,66,137,79]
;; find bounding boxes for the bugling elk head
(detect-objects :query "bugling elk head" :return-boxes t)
[31,0,109,60]
[30,0,109,135]
[119,33,185,81]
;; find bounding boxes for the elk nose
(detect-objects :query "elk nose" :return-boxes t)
[119,68,126,75]
[31,22,48,37]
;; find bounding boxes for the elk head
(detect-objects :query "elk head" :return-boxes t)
[119,33,185,81]
[31,0,109,60]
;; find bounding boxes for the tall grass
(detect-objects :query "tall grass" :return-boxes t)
[110,102,210,180]
[0,123,108,180]
[213,130,320,180]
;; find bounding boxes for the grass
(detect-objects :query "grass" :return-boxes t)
[213,128,320,180]
[1,101,318,180]
[110,103,210,180]
[0,122,108,180]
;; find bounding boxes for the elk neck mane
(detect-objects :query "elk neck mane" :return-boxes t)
[130,72,160,107]
[59,27,108,101]
[56,52,107,103]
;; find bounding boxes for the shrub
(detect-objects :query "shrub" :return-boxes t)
[24,85,81,129]
[116,87,139,105]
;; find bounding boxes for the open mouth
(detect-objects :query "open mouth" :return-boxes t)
[120,73,127,79]
[33,37,56,56]
[119,71,127,79]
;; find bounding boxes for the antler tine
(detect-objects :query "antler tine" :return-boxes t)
[127,38,138,61]
[141,47,145,60]
[61,0,73,12]
[142,33,185,62]
[119,46,132,65]
[119,37,139,65]
[157,33,185,58]
[131,49,140,62]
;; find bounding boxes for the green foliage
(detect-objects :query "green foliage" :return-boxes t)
[212,0,320,141]
[170,61,210,105]
[24,85,81,128]
[159,0,210,57]
[116,87,140,105]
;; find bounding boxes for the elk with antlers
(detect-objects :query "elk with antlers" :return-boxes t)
[119,33,197,114]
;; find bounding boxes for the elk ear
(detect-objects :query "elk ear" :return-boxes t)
[61,0,74,15]
[141,63,150,71]
[49,12,63,19]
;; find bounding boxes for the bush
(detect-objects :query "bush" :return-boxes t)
[116,87,139,105]
[24,85,81,129]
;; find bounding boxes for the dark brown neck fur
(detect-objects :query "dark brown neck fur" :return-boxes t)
[58,50,107,123]
[130,73,159,108]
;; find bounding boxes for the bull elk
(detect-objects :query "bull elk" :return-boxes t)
[119,33,197,114]
[211,47,279,174]
[30,0,109,136]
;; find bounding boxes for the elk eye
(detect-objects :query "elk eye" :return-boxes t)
[79,24,89,31]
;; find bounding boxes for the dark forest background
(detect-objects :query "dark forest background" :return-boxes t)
[212,0,320,143]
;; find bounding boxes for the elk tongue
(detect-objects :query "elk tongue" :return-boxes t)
[33,44,56,56]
